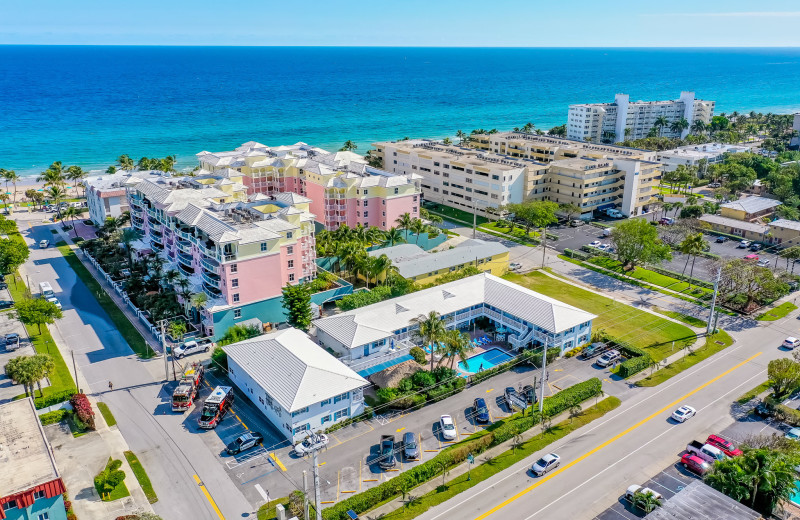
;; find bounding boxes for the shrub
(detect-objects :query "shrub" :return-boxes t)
[409,347,427,365]
[33,389,76,409]
[617,344,648,360]
[69,393,95,430]
[39,409,69,425]
[411,371,436,389]
[431,366,457,383]
[336,286,394,311]
[376,387,396,403]
[563,248,592,260]
[397,378,413,393]
[618,355,652,378]
[210,346,227,372]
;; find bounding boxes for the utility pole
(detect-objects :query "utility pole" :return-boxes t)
[71,350,80,393]
[160,320,169,381]
[312,449,322,520]
[472,199,477,239]
[706,267,721,336]
[303,470,309,520]
[539,337,548,414]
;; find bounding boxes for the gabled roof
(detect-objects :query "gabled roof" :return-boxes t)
[223,328,368,412]
[370,239,508,279]
[721,196,781,214]
[313,273,596,349]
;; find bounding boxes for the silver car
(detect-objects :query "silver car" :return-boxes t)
[531,453,560,476]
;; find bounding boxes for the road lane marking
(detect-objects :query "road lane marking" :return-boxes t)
[193,474,225,520]
[318,462,326,466]
[486,388,494,393]
[396,427,406,433]
[473,351,762,520]
[269,453,287,472]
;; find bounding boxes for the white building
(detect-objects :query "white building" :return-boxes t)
[84,170,164,225]
[567,92,715,142]
[223,327,368,442]
[791,113,800,148]
[313,272,596,365]
[656,143,750,174]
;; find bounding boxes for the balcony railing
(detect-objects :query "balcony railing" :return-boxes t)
[201,270,220,286]
[151,241,164,251]
[203,282,222,298]
[202,257,219,274]
[175,229,193,241]
[146,208,159,220]
[177,251,193,268]
[177,239,192,254]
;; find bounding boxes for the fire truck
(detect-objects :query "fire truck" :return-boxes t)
[198,386,234,429]
[171,362,205,412]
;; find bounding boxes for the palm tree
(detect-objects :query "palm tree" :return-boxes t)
[780,246,800,274]
[37,168,66,188]
[442,137,452,145]
[410,218,426,244]
[32,354,56,398]
[119,228,141,267]
[67,165,87,198]
[395,212,413,230]
[411,311,447,371]
[691,119,707,135]
[522,122,535,134]
[4,169,20,210]
[440,329,475,370]
[371,254,396,285]
[670,117,689,138]
[456,130,467,146]
[382,227,406,247]
[60,206,82,237]
[118,154,134,171]
[653,116,669,138]
[5,356,37,397]
[0,193,8,214]
[340,140,357,152]
[45,185,68,221]
[632,490,662,513]
[672,201,683,218]
[678,232,707,284]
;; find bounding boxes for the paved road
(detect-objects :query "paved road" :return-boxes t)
[16,214,253,520]
[413,303,798,520]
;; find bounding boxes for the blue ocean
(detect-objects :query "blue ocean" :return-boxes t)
[2,46,800,177]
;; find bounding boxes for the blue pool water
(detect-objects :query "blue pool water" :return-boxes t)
[791,481,800,505]
[458,348,514,374]
[357,354,413,378]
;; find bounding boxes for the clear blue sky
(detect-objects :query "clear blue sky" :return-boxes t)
[2,0,800,46]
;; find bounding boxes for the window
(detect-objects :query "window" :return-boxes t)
[288,260,294,269]
[363,211,368,217]
[321,414,331,424]
[293,424,310,435]
[333,392,349,403]
[291,407,310,417]
[233,309,241,319]
[320,398,331,406]
[34,490,46,500]
[394,188,399,194]
[492,175,500,180]
[38,513,49,520]
[286,232,293,239]
[289,273,295,282]
[287,245,293,254]
[260,242,267,251]
[3,501,16,511]
[233,293,240,303]
[231,278,239,288]
[334,408,350,420]
[230,263,238,273]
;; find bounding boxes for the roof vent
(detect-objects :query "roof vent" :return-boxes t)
[442,290,456,300]
[395,304,410,314]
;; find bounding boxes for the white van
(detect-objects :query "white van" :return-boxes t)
[601,228,612,237]
[38,281,55,299]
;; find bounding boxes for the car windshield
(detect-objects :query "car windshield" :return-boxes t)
[405,441,417,449]
[535,457,548,467]
[443,423,454,430]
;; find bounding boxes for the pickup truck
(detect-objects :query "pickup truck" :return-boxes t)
[378,435,396,469]
[686,440,726,464]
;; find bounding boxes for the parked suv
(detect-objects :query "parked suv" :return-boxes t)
[595,349,621,367]
[4,333,20,351]
[173,339,214,358]
[402,432,419,461]
[581,342,608,359]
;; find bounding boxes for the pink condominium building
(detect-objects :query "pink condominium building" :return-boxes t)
[197,142,422,230]
[129,172,318,338]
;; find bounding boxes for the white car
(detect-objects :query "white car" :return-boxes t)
[439,415,456,441]
[46,297,62,310]
[531,453,560,476]
[671,405,696,423]
[589,241,602,248]
[172,339,213,358]
[783,337,800,349]
[39,240,49,248]
[625,484,663,502]
[757,259,770,267]
[509,262,522,270]
[786,428,800,440]
[595,349,621,367]
[293,433,329,455]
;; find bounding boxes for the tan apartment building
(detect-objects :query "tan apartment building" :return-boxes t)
[373,132,661,219]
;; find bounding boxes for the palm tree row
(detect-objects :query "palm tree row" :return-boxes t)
[117,154,177,173]
[411,310,475,371]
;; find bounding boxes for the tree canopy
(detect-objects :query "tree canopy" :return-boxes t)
[282,283,313,331]
[13,298,63,333]
[0,237,29,274]
[610,219,672,269]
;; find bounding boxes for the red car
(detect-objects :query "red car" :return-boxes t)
[706,434,743,457]
[681,453,711,476]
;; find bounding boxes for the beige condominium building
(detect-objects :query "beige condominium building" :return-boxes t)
[567,92,715,142]
[373,132,661,219]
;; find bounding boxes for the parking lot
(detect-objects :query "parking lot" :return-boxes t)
[0,302,36,402]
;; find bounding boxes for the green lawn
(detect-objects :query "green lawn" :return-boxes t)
[96,402,117,427]
[124,451,158,504]
[257,497,291,520]
[7,272,77,402]
[756,302,798,321]
[636,330,734,387]
[653,308,707,328]
[736,381,771,404]
[373,397,621,520]
[422,202,489,226]
[56,243,153,358]
[95,458,130,502]
[587,257,713,298]
[482,221,540,240]
[504,271,696,361]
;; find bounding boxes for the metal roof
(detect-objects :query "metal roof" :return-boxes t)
[721,196,781,214]
[0,398,60,496]
[313,272,596,349]
[699,214,769,234]
[223,328,368,412]
[369,239,508,280]
[770,219,800,232]
[645,480,760,520]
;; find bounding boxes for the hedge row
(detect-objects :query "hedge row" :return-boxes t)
[563,248,592,261]
[618,355,652,378]
[34,389,77,410]
[39,409,70,425]
[322,378,603,520]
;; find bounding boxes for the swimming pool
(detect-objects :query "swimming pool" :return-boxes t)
[791,481,800,506]
[458,348,514,374]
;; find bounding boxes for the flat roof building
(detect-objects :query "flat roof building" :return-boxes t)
[656,143,750,173]
[645,480,760,520]
[0,398,67,520]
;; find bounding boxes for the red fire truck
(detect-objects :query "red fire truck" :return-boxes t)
[171,362,205,412]
[198,386,234,429]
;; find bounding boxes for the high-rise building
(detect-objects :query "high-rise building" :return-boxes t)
[373,132,661,218]
[197,142,422,230]
[567,92,715,142]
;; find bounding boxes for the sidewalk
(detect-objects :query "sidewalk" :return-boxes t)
[362,394,608,519]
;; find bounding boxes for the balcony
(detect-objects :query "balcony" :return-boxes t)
[175,228,194,241]
[202,257,220,274]
[132,218,144,230]
[130,200,143,212]
[177,239,192,254]
[179,262,195,276]
[146,208,159,220]
[203,282,222,298]
[151,240,164,252]
[201,270,220,286]
[177,251,194,268]
[198,243,217,258]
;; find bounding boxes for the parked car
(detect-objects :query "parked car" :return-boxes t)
[439,415,456,441]
[744,254,759,261]
[402,431,420,461]
[4,333,20,351]
[601,228,612,237]
[749,243,762,252]
[686,440,726,463]
[569,219,585,227]
[595,349,621,367]
[378,435,396,469]
[293,433,329,455]
[589,240,602,248]
[706,434,743,457]
[680,453,711,476]
[0,300,14,310]
[473,398,490,423]
[531,453,560,476]
[782,337,800,349]
[754,401,771,417]
[46,297,62,310]
[738,240,751,249]
[173,339,212,358]
[708,182,721,188]
[757,259,770,267]
[522,384,536,404]
[581,342,608,359]
[509,262,522,271]
[786,428,800,440]
[504,387,520,408]
[598,243,612,252]
[715,236,726,243]
[671,405,697,423]
[0,282,7,290]
[624,484,664,504]
[39,240,49,248]
[83,219,94,225]
[225,431,263,455]
[659,217,675,225]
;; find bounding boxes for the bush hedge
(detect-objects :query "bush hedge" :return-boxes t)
[34,389,76,410]
[563,248,592,261]
[618,355,652,378]
[39,409,69,425]
[409,347,427,365]
[322,378,603,520]
[373,367,466,412]
[70,393,96,430]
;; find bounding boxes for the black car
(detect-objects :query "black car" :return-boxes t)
[522,385,536,404]
[402,432,420,461]
[749,243,762,252]
[715,236,725,243]
[225,431,263,455]
[473,398,490,423]
[0,300,13,310]
[378,435,396,469]
[0,282,7,290]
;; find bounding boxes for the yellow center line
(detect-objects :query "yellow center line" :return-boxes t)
[475,351,762,520]
[193,474,225,520]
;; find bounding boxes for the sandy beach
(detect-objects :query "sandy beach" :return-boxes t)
[4,177,83,204]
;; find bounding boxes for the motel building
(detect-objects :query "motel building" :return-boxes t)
[311,272,596,377]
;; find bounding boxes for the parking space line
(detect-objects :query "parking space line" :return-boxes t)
[269,453,287,472]
[321,501,335,504]
[359,462,362,490]
[363,479,379,482]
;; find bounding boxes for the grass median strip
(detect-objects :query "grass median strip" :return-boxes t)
[96,401,117,427]
[635,330,734,387]
[736,380,771,405]
[374,397,621,520]
[651,307,707,328]
[124,450,158,504]
[756,301,798,321]
[56,243,152,358]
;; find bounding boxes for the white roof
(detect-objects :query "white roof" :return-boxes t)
[770,219,800,232]
[223,328,368,412]
[370,239,508,279]
[0,398,60,495]
[699,214,769,234]
[721,196,781,214]
[313,272,596,349]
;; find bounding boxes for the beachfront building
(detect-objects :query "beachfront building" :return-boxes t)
[373,133,661,218]
[312,272,596,372]
[223,327,368,441]
[128,172,322,339]
[656,143,750,174]
[0,398,67,520]
[369,239,509,285]
[566,92,715,142]
[84,170,165,226]
[720,196,782,221]
[792,113,800,148]
[196,142,422,231]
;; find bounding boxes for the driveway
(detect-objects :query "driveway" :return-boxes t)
[0,307,37,402]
